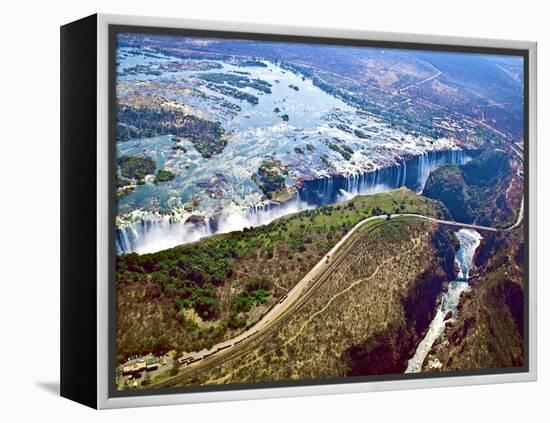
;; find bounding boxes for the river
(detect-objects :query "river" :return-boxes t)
[405,229,482,373]
[115,45,469,255]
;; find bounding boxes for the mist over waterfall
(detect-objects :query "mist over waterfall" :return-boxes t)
[116,196,312,255]
[116,149,470,255]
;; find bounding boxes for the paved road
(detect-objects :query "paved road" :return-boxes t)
[506,197,524,231]
[403,214,499,232]
[174,212,386,364]
[168,213,504,370]
[149,205,525,388]
[506,138,525,231]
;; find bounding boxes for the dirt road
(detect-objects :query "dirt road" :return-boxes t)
[150,212,511,388]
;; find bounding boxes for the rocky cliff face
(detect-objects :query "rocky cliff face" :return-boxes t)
[422,229,525,371]
[342,228,459,376]
[423,150,520,227]
[423,165,473,223]
[117,150,469,254]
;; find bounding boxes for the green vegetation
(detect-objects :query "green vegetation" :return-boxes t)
[306,143,315,152]
[235,59,267,68]
[117,123,141,141]
[341,144,354,155]
[117,64,162,77]
[205,82,259,105]
[117,186,135,199]
[424,150,517,227]
[172,145,187,152]
[281,113,289,122]
[116,189,447,364]
[232,277,273,312]
[294,147,304,155]
[354,129,370,139]
[116,177,132,188]
[155,169,176,184]
[116,105,226,158]
[117,155,156,180]
[172,137,188,153]
[116,237,236,360]
[425,229,524,371]
[198,72,272,94]
[288,84,299,91]
[423,166,471,222]
[321,154,334,169]
[325,140,354,161]
[227,312,247,330]
[255,160,287,199]
[167,217,457,386]
[174,286,220,320]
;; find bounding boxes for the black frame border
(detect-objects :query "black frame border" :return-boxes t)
[60,13,98,409]
[107,23,530,400]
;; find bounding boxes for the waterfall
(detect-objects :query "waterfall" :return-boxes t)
[299,149,469,207]
[116,194,312,254]
[117,149,471,255]
[414,149,467,193]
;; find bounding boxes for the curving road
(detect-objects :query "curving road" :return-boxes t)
[397,56,442,94]
[152,211,516,385]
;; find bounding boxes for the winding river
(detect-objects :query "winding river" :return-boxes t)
[405,229,482,373]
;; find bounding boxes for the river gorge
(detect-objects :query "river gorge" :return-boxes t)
[405,228,483,373]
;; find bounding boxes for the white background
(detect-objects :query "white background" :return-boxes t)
[1,0,547,421]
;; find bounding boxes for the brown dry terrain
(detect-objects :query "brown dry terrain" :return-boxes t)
[161,218,458,387]
[116,189,447,365]
[422,228,525,371]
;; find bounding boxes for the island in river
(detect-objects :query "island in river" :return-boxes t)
[113,32,526,391]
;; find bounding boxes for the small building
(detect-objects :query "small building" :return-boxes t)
[146,357,159,371]
[121,359,147,376]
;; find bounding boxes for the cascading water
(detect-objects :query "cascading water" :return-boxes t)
[298,149,469,207]
[116,214,217,255]
[405,229,482,373]
[116,195,312,255]
[116,149,470,255]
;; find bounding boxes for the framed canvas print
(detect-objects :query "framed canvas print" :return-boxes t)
[60,13,537,409]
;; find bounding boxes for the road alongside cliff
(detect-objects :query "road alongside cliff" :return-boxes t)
[150,211,513,388]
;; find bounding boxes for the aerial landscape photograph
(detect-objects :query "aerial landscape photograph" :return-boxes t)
[113,31,526,391]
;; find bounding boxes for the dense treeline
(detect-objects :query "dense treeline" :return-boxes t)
[117,240,235,294]
[235,59,267,68]
[423,150,515,226]
[116,105,226,158]
[232,277,273,312]
[116,227,276,362]
[117,155,156,180]
[116,189,446,363]
[326,140,354,161]
[199,72,272,94]
[205,82,259,105]
[117,123,142,141]
[155,169,175,183]
[254,159,287,199]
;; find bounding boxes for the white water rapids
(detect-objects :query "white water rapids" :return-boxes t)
[117,150,469,254]
[405,229,482,373]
